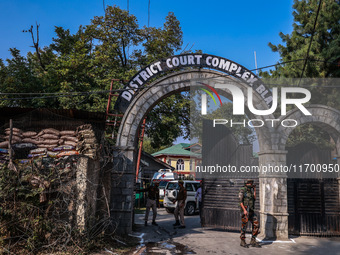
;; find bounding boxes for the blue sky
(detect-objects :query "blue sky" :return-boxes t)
[0,0,294,71]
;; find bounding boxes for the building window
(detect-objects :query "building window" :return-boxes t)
[176,159,185,171]
[190,159,194,171]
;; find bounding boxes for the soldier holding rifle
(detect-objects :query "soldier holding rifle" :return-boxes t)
[239,179,261,248]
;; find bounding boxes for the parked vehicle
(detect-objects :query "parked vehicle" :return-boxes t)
[163,180,201,215]
[151,169,178,205]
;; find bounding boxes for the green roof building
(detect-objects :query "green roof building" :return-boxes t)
[152,143,201,177]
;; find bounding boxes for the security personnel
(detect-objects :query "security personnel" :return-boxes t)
[138,182,160,226]
[239,179,261,248]
[173,180,187,228]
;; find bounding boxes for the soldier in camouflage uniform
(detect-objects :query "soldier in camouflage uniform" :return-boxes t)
[238,179,261,248]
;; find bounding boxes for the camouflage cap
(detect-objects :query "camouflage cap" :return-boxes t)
[178,180,184,184]
[245,179,254,184]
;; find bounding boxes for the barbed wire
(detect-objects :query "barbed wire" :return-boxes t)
[0,122,131,253]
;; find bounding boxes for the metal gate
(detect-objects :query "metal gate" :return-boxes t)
[287,143,340,236]
[202,178,260,231]
[201,119,259,230]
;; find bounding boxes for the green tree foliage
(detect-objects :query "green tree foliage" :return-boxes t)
[265,0,340,149]
[267,0,340,79]
[286,124,333,149]
[145,92,189,149]
[142,136,168,154]
[0,6,188,149]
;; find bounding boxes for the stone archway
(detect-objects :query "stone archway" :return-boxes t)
[277,105,340,155]
[260,105,340,238]
[110,54,340,238]
[112,69,276,235]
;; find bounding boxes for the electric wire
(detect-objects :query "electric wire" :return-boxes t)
[1,57,340,101]
[148,0,151,27]
[299,0,323,84]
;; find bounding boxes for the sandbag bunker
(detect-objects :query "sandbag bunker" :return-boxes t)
[0,124,99,164]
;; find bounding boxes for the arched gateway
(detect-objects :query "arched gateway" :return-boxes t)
[111,53,340,238]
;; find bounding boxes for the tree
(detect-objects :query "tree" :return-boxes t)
[265,0,340,148]
[145,92,189,149]
[0,5,188,149]
[0,48,42,108]
[267,0,340,79]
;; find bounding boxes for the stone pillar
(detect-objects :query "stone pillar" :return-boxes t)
[337,156,340,206]
[76,157,88,231]
[76,157,101,232]
[258,150,289,240]
[110,146,136,235]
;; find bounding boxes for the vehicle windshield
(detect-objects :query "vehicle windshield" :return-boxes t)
[166,182,179,190]
[158,181,168,189]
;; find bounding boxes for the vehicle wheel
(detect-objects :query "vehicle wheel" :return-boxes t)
[184,202,196,216]
[166,208,174,213]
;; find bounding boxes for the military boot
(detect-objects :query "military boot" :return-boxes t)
[240,239,248,248]
[173,220,180,226]
[250,237,261,248]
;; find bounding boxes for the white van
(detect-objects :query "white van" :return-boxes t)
[151,169,178,205]
[163,180,201,215]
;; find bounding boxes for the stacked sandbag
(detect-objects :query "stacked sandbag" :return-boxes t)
[0,125,100,161]
[32,128,60,149]
[27,129,79,159]
[51,145,79,158]
[0,128,23,147]
[59,130,78,148]
[76,124,99,160]
[28,147,48,159]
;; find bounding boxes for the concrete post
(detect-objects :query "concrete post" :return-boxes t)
[76,157,101,232]
[110,146,136,235]
[258,150,289,240]
[76,157,88,231]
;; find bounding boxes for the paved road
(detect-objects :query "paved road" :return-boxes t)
[130,208,340,255]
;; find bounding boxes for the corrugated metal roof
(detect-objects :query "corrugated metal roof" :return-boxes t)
[152,143,201,158]
[0,107,106,130]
